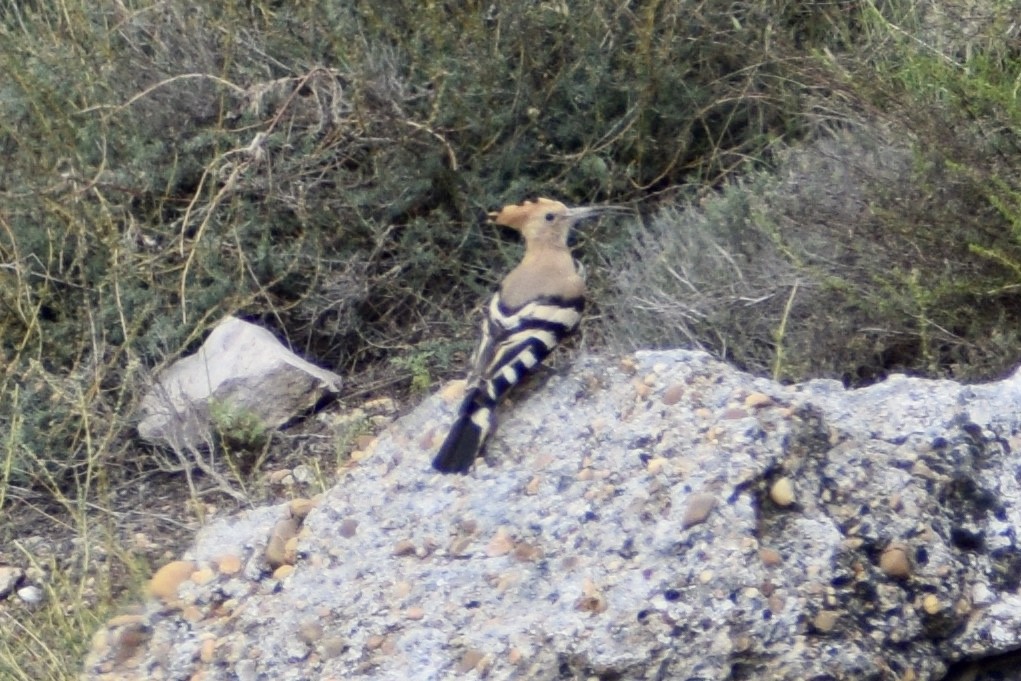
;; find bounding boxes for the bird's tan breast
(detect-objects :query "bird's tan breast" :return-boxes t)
[498,252,585,310]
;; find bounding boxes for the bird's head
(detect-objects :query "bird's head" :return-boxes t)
[487,197,614,246]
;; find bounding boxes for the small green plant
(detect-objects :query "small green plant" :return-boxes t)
[208,399,271,480]
[390,351,437,396]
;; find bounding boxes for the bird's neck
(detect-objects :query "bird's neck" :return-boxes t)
[522,235,570,258]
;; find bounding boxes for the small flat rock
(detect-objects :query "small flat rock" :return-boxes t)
[137,316,342,449]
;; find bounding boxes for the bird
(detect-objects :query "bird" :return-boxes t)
[432,197,618,474]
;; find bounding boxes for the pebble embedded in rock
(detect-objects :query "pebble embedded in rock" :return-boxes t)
[115,622,151,662]
[681,492,717,528]
[216,554,243,575]
[972,582,993,607]
[298,621,324,644]
[487,528,514,557]
[456,649,487,674]
[284,536,300,565]
[633,380,652,398]
[512,541,541,562]
[107,613,147,629]
[879,545,912,580]
[235,659,257,681]
[922,594,941,615]
[745,392,774,408]
[759,547,783,567]
[288,497,316,520]
[813,610,839,633]
[321,635,346,658]
[646,457,668,474]
[575,593,608,613]
[618,356,638,374]
[770,477,796,507]
[191,566,216,586]
[662,384,685,405]
[448,536,473,557]
[392,539,416,556]
[265,517,299,568]
[147,560,196,602]
[199,637,217,664]
[182,605,204,623]
[525,476,541,495]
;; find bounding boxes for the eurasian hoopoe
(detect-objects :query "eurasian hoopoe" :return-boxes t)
[432,197,618,474]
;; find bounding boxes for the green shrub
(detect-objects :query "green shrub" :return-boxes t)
[603,2,1021,384]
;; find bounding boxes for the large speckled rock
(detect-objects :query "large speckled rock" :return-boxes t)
[85,350,1021,680]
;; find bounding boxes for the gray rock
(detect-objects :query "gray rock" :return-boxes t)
[137,316,342,449]
[0,565,25,600]
[16,584,42,604]
[87,350,1021,680]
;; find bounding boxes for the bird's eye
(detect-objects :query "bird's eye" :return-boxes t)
[544,213,555,222]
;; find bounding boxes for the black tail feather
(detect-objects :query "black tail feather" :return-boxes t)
[432,413,484,474]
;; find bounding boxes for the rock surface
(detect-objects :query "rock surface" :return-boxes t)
[137,316,342,449]
[86,350,1021,680]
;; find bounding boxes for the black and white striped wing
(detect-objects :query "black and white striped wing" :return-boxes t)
[476,292,584,403]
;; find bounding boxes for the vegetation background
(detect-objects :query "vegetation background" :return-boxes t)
[1,0,1019,677]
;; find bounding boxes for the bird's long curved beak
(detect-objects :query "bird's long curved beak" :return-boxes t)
[564,204,629,222]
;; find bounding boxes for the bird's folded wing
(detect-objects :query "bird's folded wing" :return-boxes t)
[467,293,584,404]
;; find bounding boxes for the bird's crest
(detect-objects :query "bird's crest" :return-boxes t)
[488,197,567,231]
